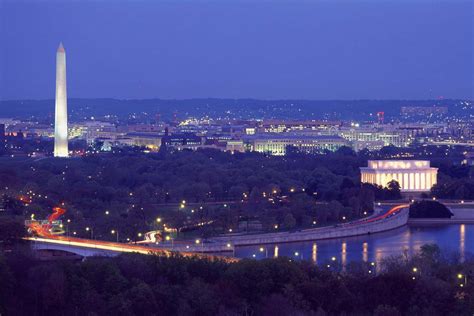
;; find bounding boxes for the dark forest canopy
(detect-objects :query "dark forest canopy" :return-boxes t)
[0,148,409,240]
[0,245,472,315]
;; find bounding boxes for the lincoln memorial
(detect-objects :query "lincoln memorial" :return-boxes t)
[360,160,438,192]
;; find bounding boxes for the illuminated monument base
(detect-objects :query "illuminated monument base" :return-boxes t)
[360,160,438,192]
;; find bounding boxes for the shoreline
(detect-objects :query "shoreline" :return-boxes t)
[209,206,409,247]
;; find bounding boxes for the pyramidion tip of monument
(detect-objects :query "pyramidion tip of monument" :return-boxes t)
[57,42,65,53]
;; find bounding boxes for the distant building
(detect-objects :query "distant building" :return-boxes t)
[360,160,438,192]
[463,152,474,166]
[125,132,162,151]
[80,122,119,144]
[258,119,342,134]
[246,134,348,156]
[0,124,5,153]
[162,133,203,150]
[401,106,448,117]
[226,140,245,153]
[338,127,410,150]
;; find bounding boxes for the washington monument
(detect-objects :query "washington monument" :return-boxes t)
[54,42,68,157]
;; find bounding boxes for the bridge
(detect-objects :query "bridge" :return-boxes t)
[26,235,238,261]
[25,206,238,261]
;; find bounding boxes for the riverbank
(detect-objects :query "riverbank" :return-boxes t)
[408,205,474,224]
[210,205,409,246]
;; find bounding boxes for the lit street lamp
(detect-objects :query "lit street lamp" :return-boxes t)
[195,239,203,253]
[111,229,119,242]
[227,243,234,256]
[458,273,468,286]
[85,227,93,239]
[259,247,268,258]
[165,235,174,250]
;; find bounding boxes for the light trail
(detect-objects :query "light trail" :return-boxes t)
[26,207,238,262]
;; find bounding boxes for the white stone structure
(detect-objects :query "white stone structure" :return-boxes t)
[360,160,437,192]
[54,42,69,157]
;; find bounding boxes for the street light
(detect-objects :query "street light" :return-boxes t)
[259,247,268,258]
[156,217,162,223]
[111,229,119,242]
[457,273,468,286]
[226,243,234,256]
[195,239,203,253]
[165,235,174,250]
[85,227,93,239]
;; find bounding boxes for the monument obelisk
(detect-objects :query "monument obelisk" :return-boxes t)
[54,42,69,157]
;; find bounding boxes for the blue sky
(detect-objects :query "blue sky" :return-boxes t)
[0,0,472,100]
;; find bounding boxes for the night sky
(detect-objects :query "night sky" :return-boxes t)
[0,0,472,100]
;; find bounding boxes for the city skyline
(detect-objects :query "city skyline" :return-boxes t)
[0,2,473,315]
[1,0,472,101]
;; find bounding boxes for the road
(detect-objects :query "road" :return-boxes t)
[210,204,410,246]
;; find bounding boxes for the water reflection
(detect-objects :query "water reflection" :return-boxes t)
[235,224,473,265]
[362,242,368,262]
[341,242,347,270]
[312,243,317,264]
[460,224,465,263]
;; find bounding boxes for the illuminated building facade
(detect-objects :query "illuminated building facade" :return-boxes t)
[339,128,411,149]
[0,124,5,153]
[247,135,348,156]
[360,160,437,192]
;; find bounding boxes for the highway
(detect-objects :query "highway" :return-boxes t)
[26,207,238,262]
[210,203,410,246]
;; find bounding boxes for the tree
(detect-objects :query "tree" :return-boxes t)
[0,217,26,247]
[385,180,401,200]
[374,305,401,316]
[409,201,453,218]
[283,213,296,230]
[128,282,158,315]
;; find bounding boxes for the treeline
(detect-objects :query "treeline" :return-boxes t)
[0,244,472,315]
[409,201,454,218]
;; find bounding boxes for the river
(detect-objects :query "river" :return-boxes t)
[234,224,473,264]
